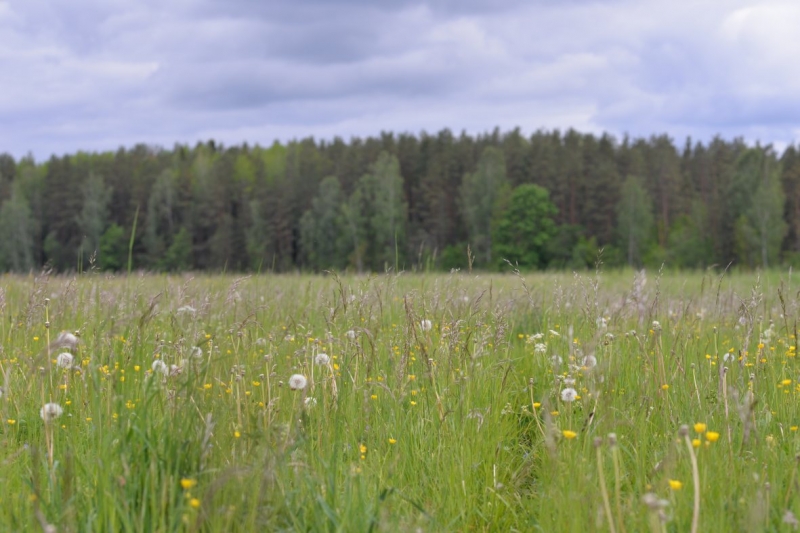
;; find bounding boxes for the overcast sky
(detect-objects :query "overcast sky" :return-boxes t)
[1,0,798,160]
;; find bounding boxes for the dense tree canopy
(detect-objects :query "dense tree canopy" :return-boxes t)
[0,130,798,273]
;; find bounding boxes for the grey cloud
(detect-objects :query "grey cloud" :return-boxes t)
[0,0,798,160]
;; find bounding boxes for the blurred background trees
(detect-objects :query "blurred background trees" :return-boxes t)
[0,130,796,273]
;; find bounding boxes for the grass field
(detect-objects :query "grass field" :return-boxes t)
[1,268,800,531]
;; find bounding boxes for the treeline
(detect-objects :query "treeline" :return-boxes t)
[0,128,799,273]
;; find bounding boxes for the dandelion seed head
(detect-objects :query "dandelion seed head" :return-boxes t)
[55,331,79,350]
[289,374,308,390]
[151,360,168,375]
[560,387,578,402]
[420,319,433,332]
[346,330,357,340]
[56,352,74,369]
[40,402,63,422]
[314,353,330,365]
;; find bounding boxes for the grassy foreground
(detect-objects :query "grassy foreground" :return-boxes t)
[1,269,800,531]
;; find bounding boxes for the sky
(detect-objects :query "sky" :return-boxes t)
[1,0,798,160]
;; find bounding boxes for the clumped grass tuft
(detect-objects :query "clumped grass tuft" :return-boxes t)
[0,269,800,530]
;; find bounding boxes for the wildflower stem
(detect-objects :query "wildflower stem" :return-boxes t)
[683,433,701,533]
[784,455,800,508]
[611,444,627,533]
[596,444,617,533]
[529,385,546,441]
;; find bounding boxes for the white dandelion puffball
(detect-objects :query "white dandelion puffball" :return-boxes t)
[40,402,63,422]
[304,397,317,408]
[420,319,433,332]
[191,347,203,359]
[289,374,308,390]
[56,352,74,369]
[582,355,597,368]
[151,359,168,375]
[56,331,79,349]
[314,353,330,365]
[560,387,578,403]
[346,330,356,340]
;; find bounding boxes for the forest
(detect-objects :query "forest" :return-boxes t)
[0,128,798,273]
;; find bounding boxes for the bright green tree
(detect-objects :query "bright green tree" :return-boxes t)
[493,184,557,269]
[459,147,509,266]
[299,176,346,271]
[617,175,654,267]
[77,172,111,263]
[99,223,127,271]
[0,183,35,272]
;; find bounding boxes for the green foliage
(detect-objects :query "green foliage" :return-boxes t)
[77,172,111,264]
[0,183,35,271]
[299,176,346,271]
[162,227,193,271]
[617,175,654,267]
[493,184,557,269]
[2,134,800,273]
[99,223,126,271]
[459,147,509,266]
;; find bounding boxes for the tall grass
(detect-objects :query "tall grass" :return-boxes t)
[0,268,798,531]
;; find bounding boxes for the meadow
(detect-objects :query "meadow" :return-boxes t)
[1,268,800,531]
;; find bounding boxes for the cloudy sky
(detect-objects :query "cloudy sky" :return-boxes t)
[1,0,798,159]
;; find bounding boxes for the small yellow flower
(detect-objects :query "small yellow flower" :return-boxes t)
[134,365,140,372]
[388,438,397,445]
[661,384,669,391]
[791,426,798,432]
[562,430,577,440]
[234,431,241,439]
[669,479,683,490]
[33,336,39,341]
[181,479,197,490]
[705,431,720,443]
[370,394,378,400]
[533,402,541,409]
[410,401,417,406]
[692,438,701,448]
[189,498,201,509]
[408,375,416,381]
[782,379,792,386]
[203,383,212,390]
[694,423,707,434]
[7,419,15,425]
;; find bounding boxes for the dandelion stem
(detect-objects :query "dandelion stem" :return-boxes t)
[596,443,617,533]
[611,443,627,533]
[683,432,701,533]
[784,455,800,508]
[529,384,546,442]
